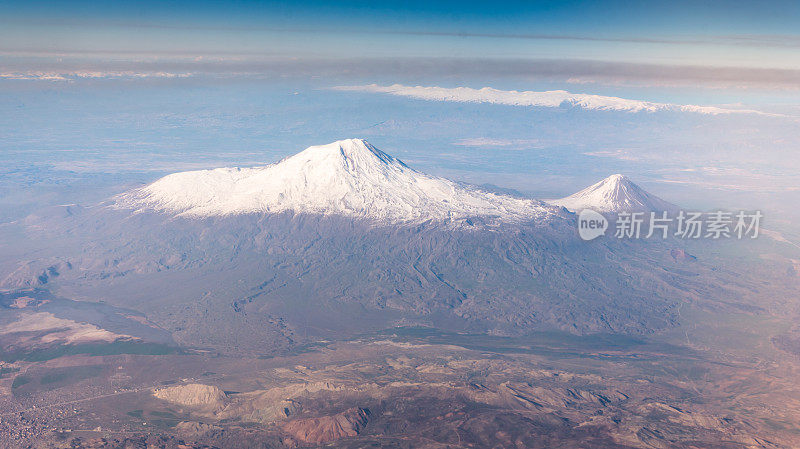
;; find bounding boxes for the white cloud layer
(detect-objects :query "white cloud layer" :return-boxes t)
[334,84,781,116]
[0,71,194,80]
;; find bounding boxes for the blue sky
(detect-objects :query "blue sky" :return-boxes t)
[1,1,799,234]
[2,1,800,69]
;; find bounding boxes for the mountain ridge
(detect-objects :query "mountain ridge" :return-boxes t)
[334,84,781,116]
[117,139,558,224]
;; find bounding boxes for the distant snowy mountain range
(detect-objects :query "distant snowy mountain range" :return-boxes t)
[334,84,779,116]
[117,139,673,222]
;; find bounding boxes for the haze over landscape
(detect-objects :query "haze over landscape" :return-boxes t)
[2,1,800,448]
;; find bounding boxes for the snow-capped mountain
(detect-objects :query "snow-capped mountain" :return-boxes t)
[334,84,777,116]
[118,139,558,223]
[548,174,677,213]
[11,145,761,349]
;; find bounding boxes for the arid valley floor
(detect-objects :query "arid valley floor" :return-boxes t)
[3,313,800,449]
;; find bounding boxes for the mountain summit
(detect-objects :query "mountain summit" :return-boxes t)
[548,174,677,213]
[118,139,556,223]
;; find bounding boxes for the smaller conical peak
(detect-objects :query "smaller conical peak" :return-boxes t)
[548,174,677,213]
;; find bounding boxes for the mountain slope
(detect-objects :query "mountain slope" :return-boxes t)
[117,139,555,224]
[4,141,769,354]
[548,174,677,213]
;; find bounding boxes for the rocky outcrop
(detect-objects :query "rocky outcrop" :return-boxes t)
[153,384,227,409]
[464,382,628,411]
[282,407,370,444]
[215,381,347,423]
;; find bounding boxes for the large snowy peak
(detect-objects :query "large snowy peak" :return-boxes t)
[548,174,677,213]
[118,139,557,223]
